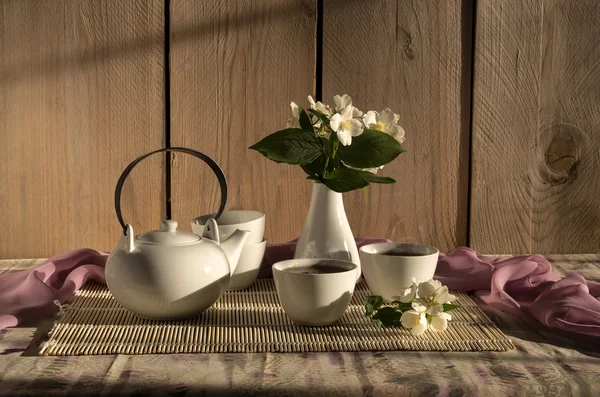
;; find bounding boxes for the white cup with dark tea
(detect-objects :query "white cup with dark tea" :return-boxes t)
[359,242,439,302]
[272,258,358,326]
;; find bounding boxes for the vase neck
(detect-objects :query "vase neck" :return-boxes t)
[311,182,343,206]
[312,181,342,194]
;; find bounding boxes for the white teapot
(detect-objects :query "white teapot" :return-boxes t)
[105,148,251,320]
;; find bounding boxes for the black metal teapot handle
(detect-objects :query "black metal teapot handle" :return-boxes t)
[114,147,227,235]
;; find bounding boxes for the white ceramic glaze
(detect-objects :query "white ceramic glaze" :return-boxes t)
[105,219,251,320]
[359,242,439,302]
[192,210,265,244]
[294,182,361,282]
[272,258,358,326]
[227,239,267,291]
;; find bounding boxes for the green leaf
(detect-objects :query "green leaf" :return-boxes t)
[326,155,342,174]
[358,171,396,184]
[322,168,369,193]
[321,137,332,157]
[338,129,406,168]
[362,186,369,199]
[300,155,325,180]
[391,300,413,311]
[372,307,402,327]
[249,129,323,165]
[371,319,383,328]
[298,106,314,133]
[308,109,331,129]
[364,303,374,317]
[443,303,461,312]
[363,295,384,311]
[329,129,338,155]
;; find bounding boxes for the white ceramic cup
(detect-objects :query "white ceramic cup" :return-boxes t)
[272,258,358,326]
[192,210,265,244]
[227,239,267,291]
[359,242,439,302]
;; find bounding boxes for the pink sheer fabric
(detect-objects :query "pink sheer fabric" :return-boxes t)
[436,248,600,337]
[0,249,106,330]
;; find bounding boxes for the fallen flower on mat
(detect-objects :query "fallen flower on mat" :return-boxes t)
[363,279,460,334]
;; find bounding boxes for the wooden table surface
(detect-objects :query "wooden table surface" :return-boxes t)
[1,256,600,396]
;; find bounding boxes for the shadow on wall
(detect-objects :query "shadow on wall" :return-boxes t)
[0,0,363,86]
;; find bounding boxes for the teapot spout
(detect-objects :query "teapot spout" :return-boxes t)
[220,229,251,275]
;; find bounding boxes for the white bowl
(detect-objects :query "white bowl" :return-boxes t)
[272,258,357,326]
[359,242,439,302]
[192,210,265,244]
[227,239,267,290]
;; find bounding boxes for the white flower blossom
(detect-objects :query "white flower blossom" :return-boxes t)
[395,278,418,303]
[307,95,331,131]
[368,277,456,334]
[333,94,363,117]
[307,95,331,116]
[363,108,405,143]
[343,162,383,175]
[286,101,300,128]
[362,166,384,174]
[333,94,352,111]
[330,105,364,146]
[429,312,452,333]
[413,279,457,316]
[400,309,428,336]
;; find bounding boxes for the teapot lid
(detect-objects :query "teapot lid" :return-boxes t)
[137,220,200,245]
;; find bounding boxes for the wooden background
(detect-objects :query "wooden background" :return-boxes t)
[471,0,600,254]
[1,0,598,258]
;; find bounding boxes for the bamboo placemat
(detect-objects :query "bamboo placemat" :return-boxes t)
[39,280,514,355]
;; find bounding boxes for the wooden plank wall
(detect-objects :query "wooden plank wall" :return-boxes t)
[323,0,473,253]
[471,0,600,254]
[169,0,317,242]
[0,0,166,258]
[1,0,599,258]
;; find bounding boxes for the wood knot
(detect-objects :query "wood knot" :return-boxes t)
[398,27,415,60]
[539,123,585,186]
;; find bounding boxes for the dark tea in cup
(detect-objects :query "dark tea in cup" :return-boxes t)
[381,250,425,257]
[286,262,347,275]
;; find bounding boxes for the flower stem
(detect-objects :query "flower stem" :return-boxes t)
[323,156,330,177]
[322,139,339,178]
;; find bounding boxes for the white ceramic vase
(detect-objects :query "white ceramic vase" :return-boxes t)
[294,182,361,281]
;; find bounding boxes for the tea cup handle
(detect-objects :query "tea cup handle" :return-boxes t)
[114,147,227,235]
